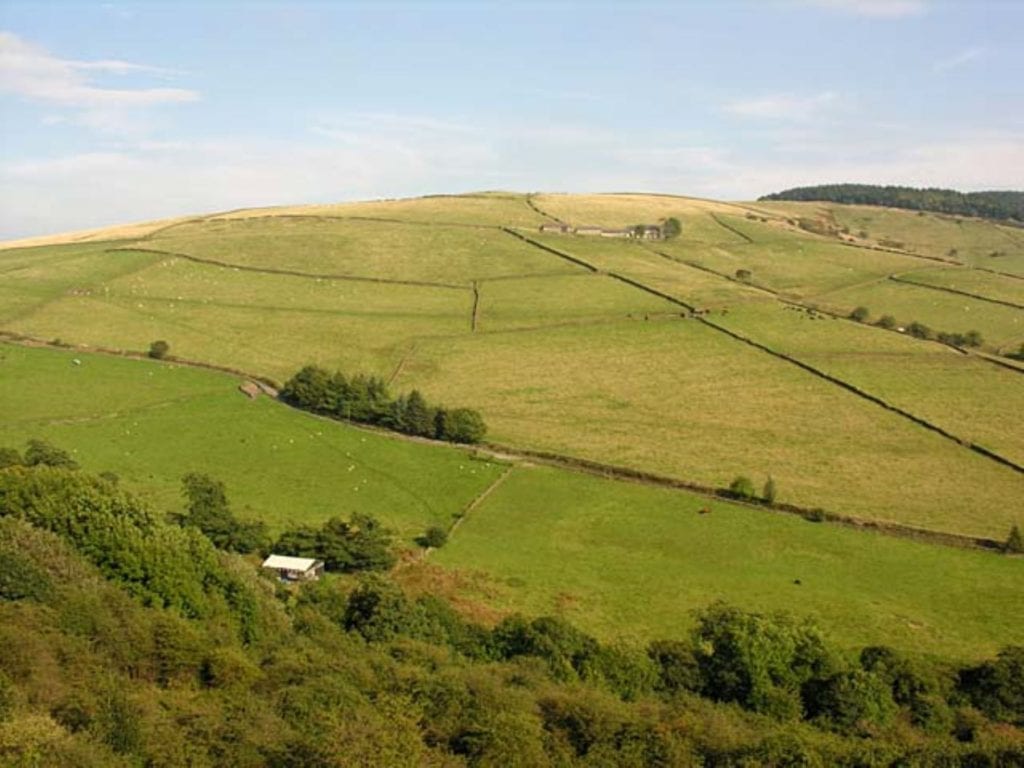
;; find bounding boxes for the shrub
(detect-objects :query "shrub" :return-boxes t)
[727,476,756,500]
[24,439,78,470]
[906,321,933,340]
[148,340,170,360]
[1005,524,1023,554]
[804,670,897,733]
[735,269,752,281]
[419,526,448,549]
[762,476,777,504]
[849,306,870,323]
[875,314,897,330]
[958,646,1024,722]
[0,448,23,469]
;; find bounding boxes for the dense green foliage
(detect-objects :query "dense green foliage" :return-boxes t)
[760,184,1024,223]
[281,364,487,444]
[175,473,268,554]
[1,462,1023,764]
[273,513,396,572]
[0,466,254,625]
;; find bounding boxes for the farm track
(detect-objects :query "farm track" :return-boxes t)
[0,333,1011,554]
[420,465,515,561]
[105,246,470,291]
[888,275,1024,310]
[504,237,1024,476]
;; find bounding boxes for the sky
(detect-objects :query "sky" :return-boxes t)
[1,0,1022,239]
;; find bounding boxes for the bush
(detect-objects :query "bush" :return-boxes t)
[849,306,870,323]
[958,646,1024,723]
[727,476,756,500]
[875,314,897,330]
[148,340,170,360]
[804,670,896,733]
[23,439,78,470]
[762,476,777,504]
[735,269,752,281]
[906,321,933,340]
[1005,524,1023,554]
[419,526,448,549]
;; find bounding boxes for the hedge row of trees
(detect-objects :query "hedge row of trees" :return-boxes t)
[760,184,1024,223]
[281,365,487,444]
[849,306,984,347]
[2,459,1024,764]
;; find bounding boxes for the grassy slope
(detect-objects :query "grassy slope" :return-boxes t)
[717,302,1024,465]
[0,343,504,540]
[3,342,1020,662]
[149,216,574,284]
[818,280,1024,351]
[427,465,1024,660]
[897,266,1024,307]
[2,193,1022,537]
[397,318,1022,537]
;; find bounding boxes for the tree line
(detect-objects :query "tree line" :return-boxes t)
[760,184,1024,223]
[849,305,984,347]
[281,364,487,444]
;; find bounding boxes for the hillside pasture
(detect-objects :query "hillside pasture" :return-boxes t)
[894,266,1024,308]
[395,318,1023,537]
[657,234,930,299]
[426,465,1024,659]
[0,343,504,540]
[530,192,752,230]
[215,192,550,228]
[717,302,1024,466]
[818,279,1024,352]
[475,273,680,332]
[149,216,575,284]
[530,232,775,308]
[0,244,160,325]
[5,253,473,381]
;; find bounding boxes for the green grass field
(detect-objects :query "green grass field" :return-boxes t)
[0,343,504,540]
[219,191,550,228]
[757,200,1024,277]
[717,302,1024,465]
[397,318,1022,537]
[149,216,576,284]
[893,266,1024,307]
[818,279,1024,352]
[2,192,1022,541]
[4,342,1021,663]
[427,465,1024,660]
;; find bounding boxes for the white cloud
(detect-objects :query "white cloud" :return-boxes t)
[1,117,1020,240]
[800,0,927,18]
[724,91,843,121]
[933,46,986,72]
[0,31,197,134]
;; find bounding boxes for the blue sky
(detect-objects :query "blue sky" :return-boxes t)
[1,0,1021,238]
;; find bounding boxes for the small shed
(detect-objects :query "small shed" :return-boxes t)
[261,554,325,582]
[574,226,604,236]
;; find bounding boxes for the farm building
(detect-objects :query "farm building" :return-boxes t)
[599,228,633,238]
[261,554,325,582]
[574,226,605,236]
[635,225,662,240]
[539,223,572,234]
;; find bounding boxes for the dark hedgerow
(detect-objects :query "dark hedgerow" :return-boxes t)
[280,364,487,444]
